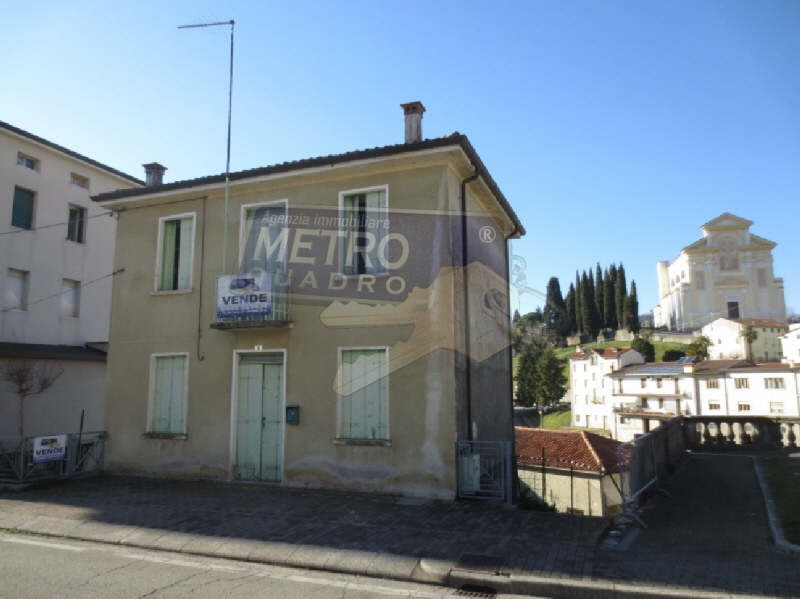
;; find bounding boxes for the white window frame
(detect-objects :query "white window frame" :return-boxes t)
[708,401,721,411]
[67,205,87,244]
[237,199,289,273]
[734,378,749,389]
[154,212,196,293]
[16,153,38,171]
[70,172,90,190]
[737,402,751,412]
[337,184,389,278]
[60,279,80,318]
[706,378,719,389]
[764,377,785,389]
[147,352,189,436]
[770,402,784,414]
[335,345,390,444]
[5,268,29,311]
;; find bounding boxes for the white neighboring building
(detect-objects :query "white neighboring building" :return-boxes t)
[569,347,644,431]
[0,120,143,437]
[607,360,800,442]
[781,324,800,367]
[702,317,789,362]
[654,213,787,331]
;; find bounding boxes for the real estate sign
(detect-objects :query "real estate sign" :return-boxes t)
[32,435,67,464]
[216,272,273,319]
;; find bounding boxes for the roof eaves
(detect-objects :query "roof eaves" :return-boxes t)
[0,120,144,186]
[91,133,525,236]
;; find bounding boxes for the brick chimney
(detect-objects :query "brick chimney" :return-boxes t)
[400,101,426,143]
[143,163,167,186]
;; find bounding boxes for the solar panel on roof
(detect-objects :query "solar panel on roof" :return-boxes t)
[676,356,696,365]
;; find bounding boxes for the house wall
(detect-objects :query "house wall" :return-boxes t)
[518,465,616,516]
[103,153,515,498]
[0,358,106,437]
[782,324,800,366]
[703,318,787,362]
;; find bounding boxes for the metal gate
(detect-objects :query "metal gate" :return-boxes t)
[456,440,512,504]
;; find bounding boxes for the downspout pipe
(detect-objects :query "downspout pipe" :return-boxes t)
[460,170,479,441]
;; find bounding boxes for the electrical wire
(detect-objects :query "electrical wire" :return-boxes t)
[1,268,125,314]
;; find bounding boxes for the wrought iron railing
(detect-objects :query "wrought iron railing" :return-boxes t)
[0,431,105,485]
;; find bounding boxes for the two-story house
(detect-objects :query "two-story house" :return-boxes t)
[702,317,789,362]
[93,104,524,499]
[0,120,142,437]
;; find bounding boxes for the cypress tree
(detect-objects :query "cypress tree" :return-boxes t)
[595,263,604,331]
[603,267,616,330]
[626,280,640,334]
[574,271,583,335]
[616,263,627,330]
[565,283,577,335]
[580,271,600,338]
[543,276,567,337]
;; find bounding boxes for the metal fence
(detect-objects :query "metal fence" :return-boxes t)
[0,431,106,485]
[457,440,513,504]
[616,417,685,526]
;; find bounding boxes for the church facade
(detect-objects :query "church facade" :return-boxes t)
[654,213,786,331]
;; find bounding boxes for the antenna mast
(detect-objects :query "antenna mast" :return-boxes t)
[179,19,235,273]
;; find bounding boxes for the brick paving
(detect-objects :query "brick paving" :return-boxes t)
[1,452,799,598]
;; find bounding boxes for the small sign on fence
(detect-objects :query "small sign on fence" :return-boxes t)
[32,435,67,464]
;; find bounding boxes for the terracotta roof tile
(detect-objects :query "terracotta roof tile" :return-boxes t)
[514,427,622,473]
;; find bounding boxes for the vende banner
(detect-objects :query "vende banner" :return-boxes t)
[216,272,273,319]
[32,435,67,464]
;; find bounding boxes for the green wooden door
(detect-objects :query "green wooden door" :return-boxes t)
[236,356,283,482]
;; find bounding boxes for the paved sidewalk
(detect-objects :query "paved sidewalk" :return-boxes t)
[1,452,799,598]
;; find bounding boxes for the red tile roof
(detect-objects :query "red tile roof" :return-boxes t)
[514,427,622,474]
[725,318,788,328]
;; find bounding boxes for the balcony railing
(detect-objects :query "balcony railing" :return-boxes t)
[211,273,291,330]
[682,416,800,450]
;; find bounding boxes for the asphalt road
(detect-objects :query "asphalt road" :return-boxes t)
[0,532,535,599]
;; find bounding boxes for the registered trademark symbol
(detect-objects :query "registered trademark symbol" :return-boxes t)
[479,226,496,243]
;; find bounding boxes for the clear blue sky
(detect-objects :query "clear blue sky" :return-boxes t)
[2,1,798,318]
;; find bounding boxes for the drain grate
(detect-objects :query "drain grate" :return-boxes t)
[455,585,497,597]
[455,553,505,575]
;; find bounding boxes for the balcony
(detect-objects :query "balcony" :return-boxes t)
[211,273,291,330]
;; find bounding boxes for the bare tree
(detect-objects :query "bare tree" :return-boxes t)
[0,358,64,437]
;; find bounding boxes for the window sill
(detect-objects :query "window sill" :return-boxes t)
[333,438,392,447]
[143,432,188,440]
[151,289,193,296]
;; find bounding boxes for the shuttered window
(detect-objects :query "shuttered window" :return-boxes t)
[151,355,187,434]
[339,348,387,440]
[158,215,194,291]
[12,187,35,230]
[341,189,387,276]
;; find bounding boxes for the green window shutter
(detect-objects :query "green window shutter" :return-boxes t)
[12,188,34,230]
[177,217,193,290]
[153,355,187,433]
[160,220,178,290]
[340,349,387,439]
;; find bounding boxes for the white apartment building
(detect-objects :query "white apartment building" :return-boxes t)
[0,120,142,437]
[702,317,788,362]
[654,213,786,331]
[781,324,800,367]
[569,347,644,431]
[585,359,800,442]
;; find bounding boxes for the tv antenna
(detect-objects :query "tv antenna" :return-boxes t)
[178,19,235,273]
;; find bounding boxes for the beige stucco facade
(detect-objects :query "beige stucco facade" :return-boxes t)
[654,213,786,331]
[97,136,521,499]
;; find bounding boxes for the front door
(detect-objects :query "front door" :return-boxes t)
[727,301,740,318]
[236,354,283,482]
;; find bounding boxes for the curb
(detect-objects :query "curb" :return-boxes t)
[752,456,800,554]
[0,520,779,599]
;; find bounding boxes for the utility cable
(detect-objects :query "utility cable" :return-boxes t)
[1,268,125,314]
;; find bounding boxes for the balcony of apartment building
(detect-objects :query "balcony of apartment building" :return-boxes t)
[210,272,291,330]
[613,393,688,419]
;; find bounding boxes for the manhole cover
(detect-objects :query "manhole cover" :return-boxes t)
[455,553,505,574]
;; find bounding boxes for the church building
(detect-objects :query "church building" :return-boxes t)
[653,213,786,331]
